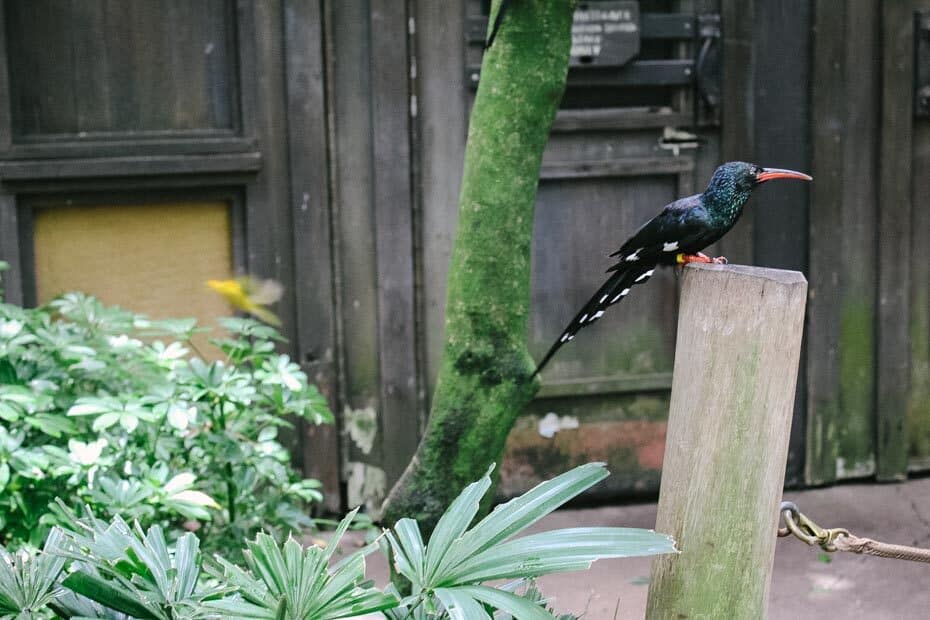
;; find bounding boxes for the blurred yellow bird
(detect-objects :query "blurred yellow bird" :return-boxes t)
[207,277,283,326]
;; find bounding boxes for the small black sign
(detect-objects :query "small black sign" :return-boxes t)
[571,1,640,67]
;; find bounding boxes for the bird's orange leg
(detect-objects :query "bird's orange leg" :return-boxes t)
[676,252,728,265]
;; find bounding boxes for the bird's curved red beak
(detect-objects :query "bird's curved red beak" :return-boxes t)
[755,168,813,183]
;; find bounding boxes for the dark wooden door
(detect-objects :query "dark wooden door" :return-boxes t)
[0,0,340,507]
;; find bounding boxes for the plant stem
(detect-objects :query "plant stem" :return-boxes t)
[215,397,237,527]
[225,463,237,526]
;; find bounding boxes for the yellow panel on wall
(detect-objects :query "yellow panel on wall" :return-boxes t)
[33,202,235,341]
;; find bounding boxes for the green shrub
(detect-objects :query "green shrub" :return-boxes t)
[0,463,675,619]
[0,292,332,553]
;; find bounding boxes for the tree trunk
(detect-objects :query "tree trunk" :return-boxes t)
[380,0,576,532]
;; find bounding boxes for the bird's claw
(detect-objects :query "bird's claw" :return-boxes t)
[712,256,728,264]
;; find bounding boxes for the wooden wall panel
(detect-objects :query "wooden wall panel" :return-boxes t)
[750,0,812,486]
[369,0,420,490]
[529,175,680,381]
[5,0,238,138]
[806,1,882,485]
[283,0,341,510]
[909,121,930,469]
[876,1,921,480]
[419,0,468,396]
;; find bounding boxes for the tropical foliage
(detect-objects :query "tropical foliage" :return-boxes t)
[0,463,675,619]
[0,291,331,553]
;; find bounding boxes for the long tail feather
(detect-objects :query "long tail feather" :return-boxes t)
[532,262,657,377]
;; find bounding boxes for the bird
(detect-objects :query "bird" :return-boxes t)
[532,161,812,377]
[207,276,283,326]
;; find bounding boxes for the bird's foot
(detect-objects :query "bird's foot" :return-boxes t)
[676,252,727,265]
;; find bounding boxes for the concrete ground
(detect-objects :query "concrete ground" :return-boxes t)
[351,477,930,619]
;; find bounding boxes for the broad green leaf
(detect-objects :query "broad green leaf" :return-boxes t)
[323,507,359,562]
[434,587,492,620]
[0,401,19,422]
[445,528,676,584]
[68,399,116,416]
[455,585,553,620]
[174,533,201,599]
[203,597,277,619]
[0,385,37,406]
[424,465,493,583]
[24,413,76,437]
[91,412,121,432]
[61,571,160,620]
[458,463,608,559]
[389,519,426,586]
[163,472,196,495]
[318,589,399,619]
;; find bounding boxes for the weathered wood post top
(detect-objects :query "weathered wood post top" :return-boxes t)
[645,263,808,619]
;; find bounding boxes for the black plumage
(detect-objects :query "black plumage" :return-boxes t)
[532,161,812,377]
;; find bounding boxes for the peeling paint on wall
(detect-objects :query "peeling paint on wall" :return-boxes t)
[835,455,875,479]
[346,461,387,517]
[537,412,580,438]
[344,406,377,455]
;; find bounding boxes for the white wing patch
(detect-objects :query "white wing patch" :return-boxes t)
[624,249,641,262]
[663,241,679,252]
[635,269,655,283]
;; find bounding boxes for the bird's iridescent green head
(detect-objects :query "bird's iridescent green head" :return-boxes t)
[703,161,812,221]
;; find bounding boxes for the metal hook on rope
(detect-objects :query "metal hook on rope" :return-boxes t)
[777,501,850,552]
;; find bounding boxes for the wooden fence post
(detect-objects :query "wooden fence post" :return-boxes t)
[645,264,807,619]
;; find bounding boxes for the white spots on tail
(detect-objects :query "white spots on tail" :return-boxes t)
[624,248,641,262]
[611,288,631,303]
[599,294,609,303]
[589,310,605,322]
[663,241,679,252]
[580,313,588,323]
[560,333,570,343]
[635,269,654,282]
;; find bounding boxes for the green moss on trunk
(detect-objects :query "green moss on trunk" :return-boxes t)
[380,0,576,531]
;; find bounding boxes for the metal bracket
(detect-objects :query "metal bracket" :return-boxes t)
[466,9,721,107]
[695,14,721,108]
[915,11,930,117]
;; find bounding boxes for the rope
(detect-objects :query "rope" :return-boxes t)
[777,501,930,565]
[832,535,930,564]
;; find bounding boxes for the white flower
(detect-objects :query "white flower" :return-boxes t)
[68,438,108,466]
[0,320,22,338]
[107,334,142,349]
[156,341,189,361]
[167,404,197,430]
